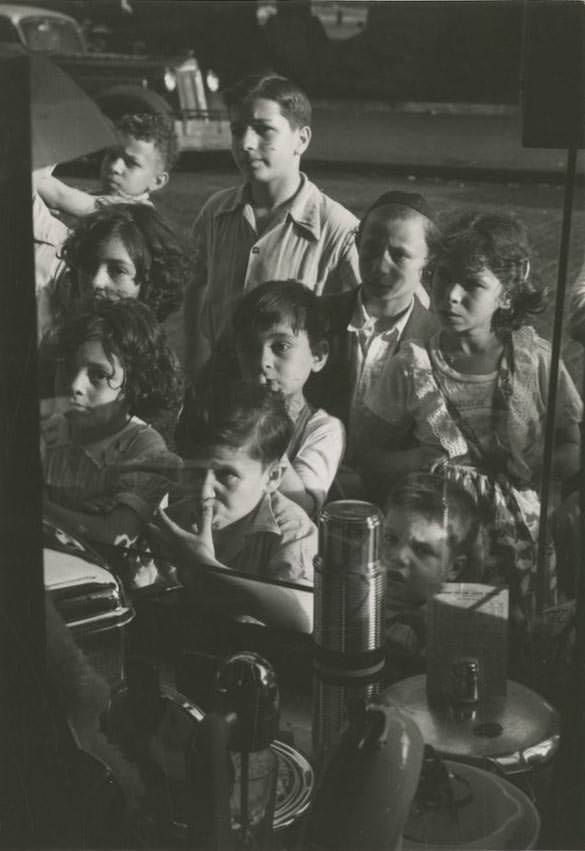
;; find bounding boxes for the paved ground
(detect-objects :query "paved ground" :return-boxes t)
[307,104,585,177]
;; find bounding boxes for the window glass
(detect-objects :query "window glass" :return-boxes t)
[20,18,85,54]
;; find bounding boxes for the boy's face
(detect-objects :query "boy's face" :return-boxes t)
[62,339,127,436]
[229,98,311,186]
[359,208,428,305]
[180,444,282,531]
[236,321,327,403]
[383,507,458,605]
[78,236,141,302]
[100,134,168,198]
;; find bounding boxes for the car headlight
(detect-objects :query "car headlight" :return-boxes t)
[164,67,177,92]
[206,69,220,93]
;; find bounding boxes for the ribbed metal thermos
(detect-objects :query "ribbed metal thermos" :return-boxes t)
[312,500,385,764]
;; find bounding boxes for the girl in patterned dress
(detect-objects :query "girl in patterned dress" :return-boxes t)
[360,210,582,622]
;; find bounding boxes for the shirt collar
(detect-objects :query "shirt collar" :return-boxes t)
[220,173,321,241]
[244,492,282,538]
[347,288,415,339]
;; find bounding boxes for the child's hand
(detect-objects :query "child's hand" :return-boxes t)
[155,500,216,566]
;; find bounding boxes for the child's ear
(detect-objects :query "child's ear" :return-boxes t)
[150,171,169,193]
[264,459,287,494]
[295,125,311,157]
[498,291,512,310]
[448,554,468,581]
[311,339,329,373]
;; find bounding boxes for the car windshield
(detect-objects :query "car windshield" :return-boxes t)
[19,17,85,53]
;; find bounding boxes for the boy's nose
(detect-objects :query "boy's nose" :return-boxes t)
[390,543,411,570]
[109,154,125,174]
[260,347,274,374]
[201,469,216,500]
[240,126,259,151]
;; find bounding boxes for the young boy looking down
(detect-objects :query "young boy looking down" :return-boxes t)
[159,381,317,586]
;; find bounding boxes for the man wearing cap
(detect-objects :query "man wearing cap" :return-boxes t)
[309,191,441,476]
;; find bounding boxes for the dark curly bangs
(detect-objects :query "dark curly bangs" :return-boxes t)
[439,209,547,332]
[61,205,188,322]
[52,298,182,418]
[232,280,329,351]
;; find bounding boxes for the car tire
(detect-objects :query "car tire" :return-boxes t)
[95,85,174,122]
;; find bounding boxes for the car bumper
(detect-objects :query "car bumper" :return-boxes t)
[175,116,231,152]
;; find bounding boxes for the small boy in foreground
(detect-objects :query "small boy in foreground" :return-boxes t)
[383,472,484,657]
[232,280,345,518]
[36,113,176,217]
[158,381,317,586]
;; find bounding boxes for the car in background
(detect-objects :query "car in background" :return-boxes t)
[0,3,230,153]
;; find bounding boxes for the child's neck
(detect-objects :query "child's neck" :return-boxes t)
[440,327,504,373]
[70,411,131,445]
[285,392,308,422]
[363,287,413,321]
[249,172,302,215]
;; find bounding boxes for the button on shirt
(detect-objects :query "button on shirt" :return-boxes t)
[347,293,416,461]
[191,173,360,345]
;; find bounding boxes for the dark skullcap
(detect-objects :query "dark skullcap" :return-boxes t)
[362,190,436,223]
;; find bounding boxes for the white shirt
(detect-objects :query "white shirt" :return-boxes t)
[347,293,416,460]
[288,407,346,517]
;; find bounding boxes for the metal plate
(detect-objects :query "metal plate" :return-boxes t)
[382,675,559,771]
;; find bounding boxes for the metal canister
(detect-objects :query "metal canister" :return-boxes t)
[312,500,385,765]
[450,657,481,706]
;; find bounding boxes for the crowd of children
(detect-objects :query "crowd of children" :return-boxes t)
[35,70,584,668]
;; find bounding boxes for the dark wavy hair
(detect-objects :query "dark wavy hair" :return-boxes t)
[224,71,312,128]
[61,204,189,322]
[178,380,292,468]
[437,209,547,332]
[50,298,182,419]
[115,112,178,171]
[232,279,330,351]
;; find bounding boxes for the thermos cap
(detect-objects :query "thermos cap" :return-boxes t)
[318,500,382,571]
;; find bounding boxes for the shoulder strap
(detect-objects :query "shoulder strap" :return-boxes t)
[287,404,315,462]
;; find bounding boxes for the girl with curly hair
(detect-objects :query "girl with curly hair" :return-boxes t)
[54,203,189,323]
[359,210,582,622]
[42,298,182,549]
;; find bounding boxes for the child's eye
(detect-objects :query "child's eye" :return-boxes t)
[412,542,436,558]
[218,471,238,486]
[254,123,276,137]
[108,263,132,279]
[272,342,291,355]
[88,367,110,385]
